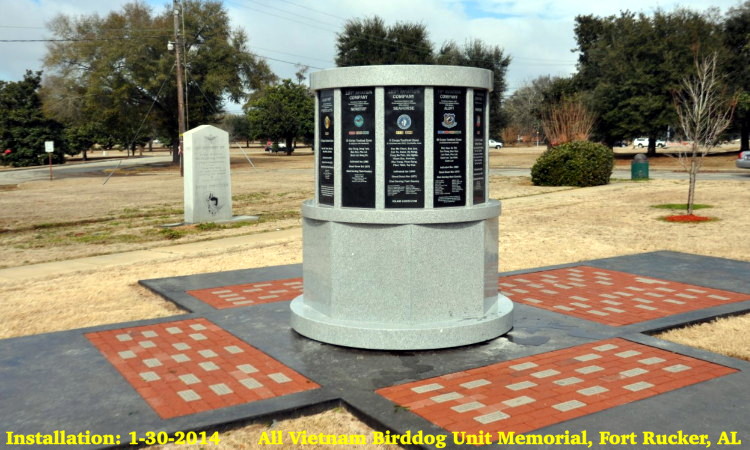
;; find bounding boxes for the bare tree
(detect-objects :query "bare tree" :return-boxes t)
[504,75,558,142]
[674,54,735,215]
[501,124,521,146]
[541,96,595,147]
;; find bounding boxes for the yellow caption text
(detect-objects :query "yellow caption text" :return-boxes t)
[257,429,744,448]
[5,430,221,446]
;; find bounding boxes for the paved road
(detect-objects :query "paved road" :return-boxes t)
[2,156,748,185]
[492,167,750,180]
[0,155,173,185]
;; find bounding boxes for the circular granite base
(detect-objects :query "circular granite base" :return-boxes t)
[290,295,513,350]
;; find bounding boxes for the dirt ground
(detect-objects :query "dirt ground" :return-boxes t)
[1,145,748,449]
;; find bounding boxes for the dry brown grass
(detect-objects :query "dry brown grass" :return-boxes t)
[1,145,748,448]
[0,237,303,338]
[0,151,314,268]
[656,314,750,361]
[492,143,741,171]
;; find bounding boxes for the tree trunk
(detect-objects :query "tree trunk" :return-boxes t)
[172,143,180,165]
[82,150,88,161]
[285,137,294,155]
[647,133,657,157]
[687,158,697,215]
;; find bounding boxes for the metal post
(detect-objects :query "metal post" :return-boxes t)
[49,153,52,180]
[173,0,186,177]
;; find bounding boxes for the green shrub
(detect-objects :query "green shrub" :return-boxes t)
[531,140,614,187]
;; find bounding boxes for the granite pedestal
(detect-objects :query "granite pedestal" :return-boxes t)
[290,65,514,349]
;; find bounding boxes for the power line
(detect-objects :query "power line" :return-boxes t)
[243,0,341,28]
[103,63,175,185]
[0,6,576,69]
[224,2,582,72]
[0,25,170,31]
[0,35,171,43]
[514,62,577,66]
[0,25,46,29]
[249,45,333,64]
[1,4,578,91]
[225,0,437,56]
[514,57,577,63]
[225,1,509,66]
[274,0,351,23]
[250,53,326,70]
[225,1,338,34]
[0,39,570,69]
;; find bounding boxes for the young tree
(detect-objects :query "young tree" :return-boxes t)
[246,80,314,153]
[674,54,735,215]
[64,123,99,160]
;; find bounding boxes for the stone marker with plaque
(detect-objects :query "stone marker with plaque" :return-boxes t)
[183,125,233,224]
[291,65,513,350]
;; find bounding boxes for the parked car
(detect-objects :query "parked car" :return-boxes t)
[737,150,750,169]
[264,141,288,153]
[633,137,666,148]
[488,139,503,149]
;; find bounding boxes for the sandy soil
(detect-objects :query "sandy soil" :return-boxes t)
[151,406,401,450]
[1,145,748,448]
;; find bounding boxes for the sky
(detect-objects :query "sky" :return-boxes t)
[0,0,741,114]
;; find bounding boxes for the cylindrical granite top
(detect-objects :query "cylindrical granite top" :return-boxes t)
[310,65,493,91]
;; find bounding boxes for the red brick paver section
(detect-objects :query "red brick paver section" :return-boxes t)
[187,277,303,309]
[86,318,319,419]
[377,338,736,435]
[499,266,749,326]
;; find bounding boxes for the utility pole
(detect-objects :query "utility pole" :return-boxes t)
[173,0,186,176]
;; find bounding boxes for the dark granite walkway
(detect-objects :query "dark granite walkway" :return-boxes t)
[1,251,748,449]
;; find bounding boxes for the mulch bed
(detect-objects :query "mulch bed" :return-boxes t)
[664,214,713,222]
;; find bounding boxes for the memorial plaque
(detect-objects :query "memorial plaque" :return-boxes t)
[318,90,335,206]
[473,90,486,205]
[341,88,375,208]
[384,87,424,208]
[433,88,466,207]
